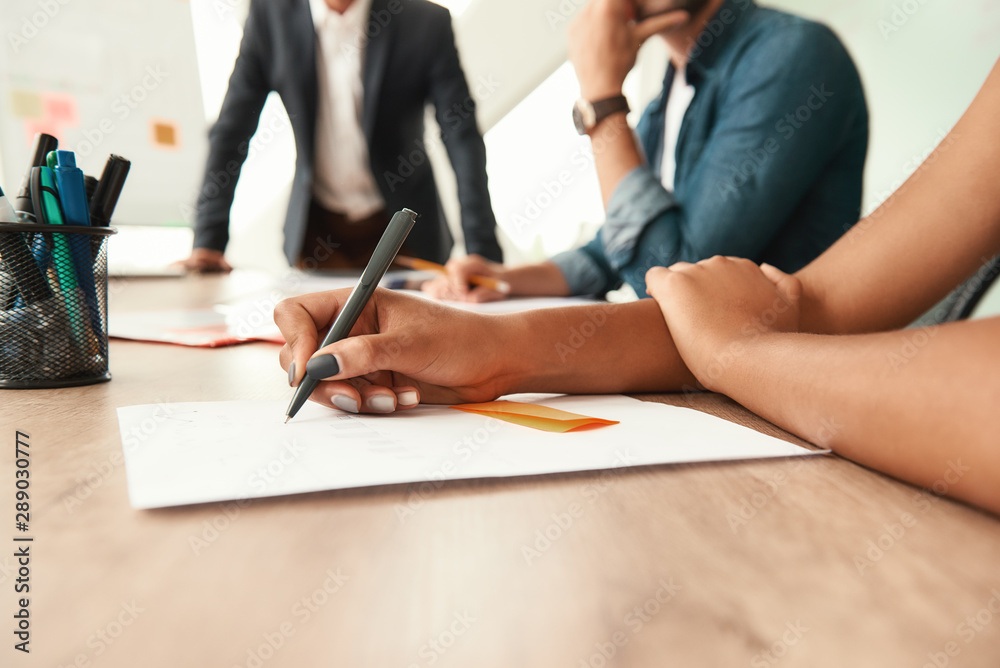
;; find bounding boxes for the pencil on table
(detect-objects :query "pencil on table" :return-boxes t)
[393,255,511,294]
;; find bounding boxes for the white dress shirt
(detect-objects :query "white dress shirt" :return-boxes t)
[659,66,696,191]
[309,0,386,220]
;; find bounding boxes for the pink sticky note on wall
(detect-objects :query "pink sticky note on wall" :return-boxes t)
[41,91,79,127]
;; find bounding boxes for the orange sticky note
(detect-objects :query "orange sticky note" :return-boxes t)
[150,118,181,150]
[451,400,619,433]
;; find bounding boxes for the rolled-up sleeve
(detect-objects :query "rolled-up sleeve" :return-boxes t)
[550,167,677,296]
[601,167,678,269]
[549,234,615,296]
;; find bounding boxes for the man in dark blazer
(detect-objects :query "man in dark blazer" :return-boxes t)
[182,0,503,272]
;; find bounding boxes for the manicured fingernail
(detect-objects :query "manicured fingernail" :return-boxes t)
[397,391,418,406]
[332,395,359,413]
[287,361,297,387]
[367,395,395,413]
[306,354,340,380]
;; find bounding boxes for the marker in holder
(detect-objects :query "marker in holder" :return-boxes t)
[0,221,116,388]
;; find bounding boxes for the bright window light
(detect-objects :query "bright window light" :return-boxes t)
[484,62,605,260]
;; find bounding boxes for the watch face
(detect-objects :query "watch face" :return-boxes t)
[572,105,587,135]
[572,99,596,135]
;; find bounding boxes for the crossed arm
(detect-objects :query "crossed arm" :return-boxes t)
[646,59,1000,513]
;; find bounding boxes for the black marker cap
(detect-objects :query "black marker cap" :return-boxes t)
[14,133,59,216]
[89,154,131,227]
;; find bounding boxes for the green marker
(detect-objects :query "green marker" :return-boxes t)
[36,166,88,353]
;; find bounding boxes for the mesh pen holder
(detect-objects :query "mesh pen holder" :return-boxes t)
[0,222,116,388]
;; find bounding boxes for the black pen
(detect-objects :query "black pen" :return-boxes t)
[2,133,59,309]
[284,208,418,422]
[89,154,131,227]
[87,154,130,261]
[14,133,59,220]
[0,185,53,308]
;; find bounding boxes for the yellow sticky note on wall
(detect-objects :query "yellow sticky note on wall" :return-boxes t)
[11,90,43,119]
[451,401,619,433]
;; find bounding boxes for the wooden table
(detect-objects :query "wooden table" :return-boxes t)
[2,274,999,667]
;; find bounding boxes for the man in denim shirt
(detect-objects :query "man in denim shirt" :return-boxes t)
[427,0,868,301]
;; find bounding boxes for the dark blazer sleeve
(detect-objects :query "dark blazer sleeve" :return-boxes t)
[193,1,272,253]
[425,12,503,262]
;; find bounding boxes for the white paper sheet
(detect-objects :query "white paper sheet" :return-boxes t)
[202,282,601,344]
[117,395,824,509]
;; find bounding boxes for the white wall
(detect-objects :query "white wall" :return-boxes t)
[763,0,1000,215]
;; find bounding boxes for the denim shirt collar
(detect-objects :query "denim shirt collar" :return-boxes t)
[685,0,757,86]
[641,0,757,176]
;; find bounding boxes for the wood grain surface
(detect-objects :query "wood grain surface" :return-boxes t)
[1,274,997,668]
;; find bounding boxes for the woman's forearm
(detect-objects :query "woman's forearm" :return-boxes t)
[713,317,1000,513]
[796,62,1000,336]
[498,299,696,395]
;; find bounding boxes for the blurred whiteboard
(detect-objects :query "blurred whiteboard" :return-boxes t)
[0,0,207,226]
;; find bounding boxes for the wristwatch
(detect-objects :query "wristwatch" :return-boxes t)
[573,95,630,135]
